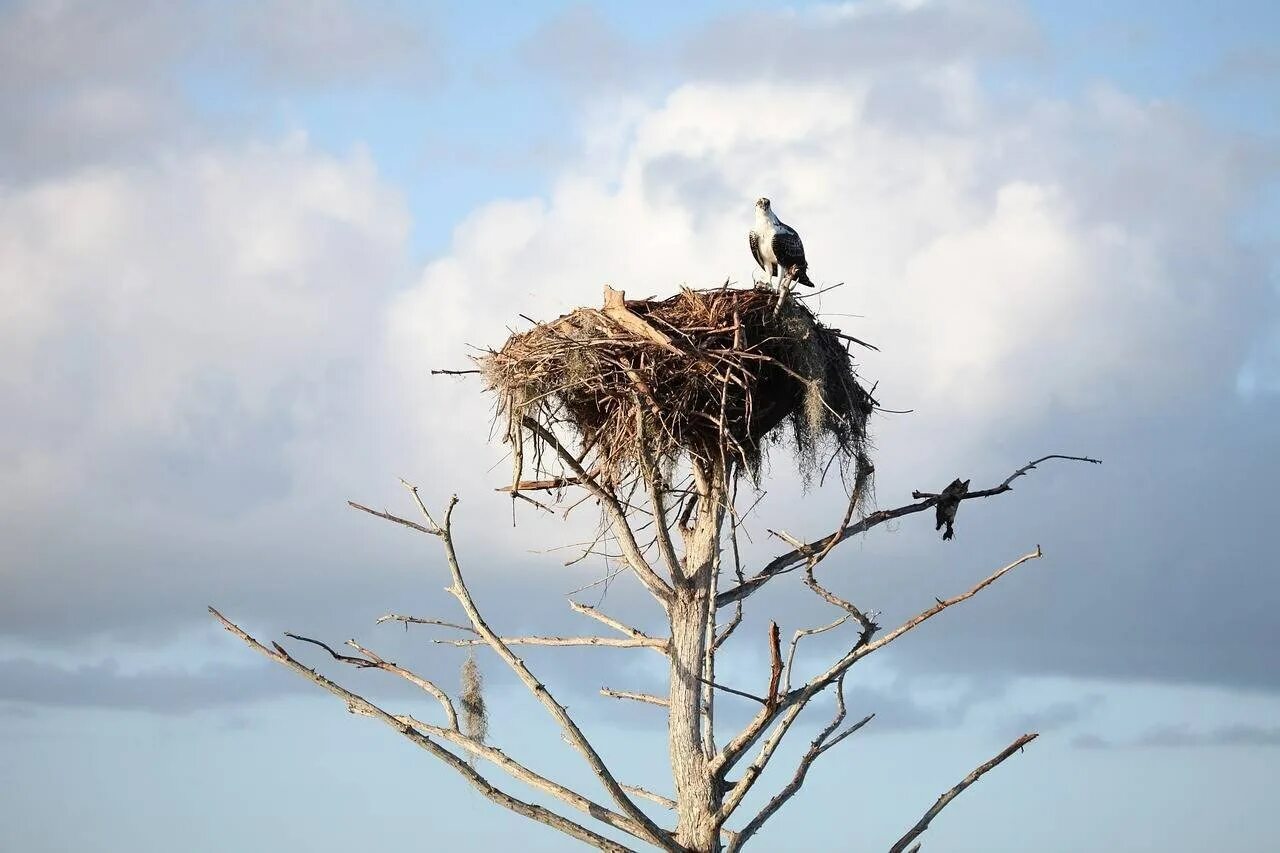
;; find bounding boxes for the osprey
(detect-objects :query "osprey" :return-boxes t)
[749,198,814,289]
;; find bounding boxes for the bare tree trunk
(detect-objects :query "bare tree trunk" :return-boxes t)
[668,465,726,851]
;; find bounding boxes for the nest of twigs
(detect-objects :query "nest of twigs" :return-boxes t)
[479,285,876,492]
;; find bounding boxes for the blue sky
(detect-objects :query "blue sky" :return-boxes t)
[1,1,1278,851]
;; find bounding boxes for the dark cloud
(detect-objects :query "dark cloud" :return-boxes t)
[0,657,304,713]
[867,394,1280,693]
[1074,724,1280,750]
[1001,698,1099,734]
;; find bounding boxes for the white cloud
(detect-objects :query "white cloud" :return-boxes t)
[0,135,409,509]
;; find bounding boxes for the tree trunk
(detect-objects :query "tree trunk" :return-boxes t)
[668,478,725,851]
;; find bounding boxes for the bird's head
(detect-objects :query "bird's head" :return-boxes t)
[755,197,771,212]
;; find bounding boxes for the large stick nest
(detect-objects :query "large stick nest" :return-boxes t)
[479,286,876,492]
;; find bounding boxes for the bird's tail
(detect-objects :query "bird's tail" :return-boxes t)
[795,268,815,287]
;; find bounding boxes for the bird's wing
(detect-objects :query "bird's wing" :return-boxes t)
[772,224,807,270]
[748,231,767,270]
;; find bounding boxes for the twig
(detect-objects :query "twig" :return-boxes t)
[569,601,660,644]
[430,368,482,375]
[698,678,769,706]
[912,454,1101,500]
[830,330,879,351]
[782,615,849,693]
[600,688,668,707]
[283,632,377,667]
[437,635,664,649]
[621,784,676,810]
[348,501,438,537]
[346,640,461,731]
[375,614,477,634]
[888,733,1039,853]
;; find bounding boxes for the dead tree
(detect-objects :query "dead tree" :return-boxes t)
[213,285,1098,851]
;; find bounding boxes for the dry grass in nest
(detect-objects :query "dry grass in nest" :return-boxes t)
[478,285,876,495]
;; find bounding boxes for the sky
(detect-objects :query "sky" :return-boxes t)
[1,0,1278,850]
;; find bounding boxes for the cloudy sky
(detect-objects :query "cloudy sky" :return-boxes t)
[2,1,1278,850]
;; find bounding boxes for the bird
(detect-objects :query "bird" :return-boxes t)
[748,198,814,290]
[934,478,970,541]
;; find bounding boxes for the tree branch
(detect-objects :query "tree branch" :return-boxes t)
[344,638,459,731]
[436,635,665,649]
[911,454,1100,500]
[601,688,669,707]
[347,501,438,537]
[717,455,1096,608]
[208,608,638,853]
[570,601,663,647]
[889,733,1039,853]
[782,615,849,693]
[375,613,477,634]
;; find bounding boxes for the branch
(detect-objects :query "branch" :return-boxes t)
[497,473,592,493]
[782,615,849,693]
[208,608,637,853]
[570,601,663,647]
[803,564,877,636]
[375,613,477,634]
[522,417,674,607]
[285,632,466,733]
[432,634,662,649]
[912,454,1101,500]
[699,678,769,706]
[718,454,1096,608]
[345,638,459,731]
[621,784,676,810]
[889,733,1039,853]
[600,688,668,707]
[347,501,438,537]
